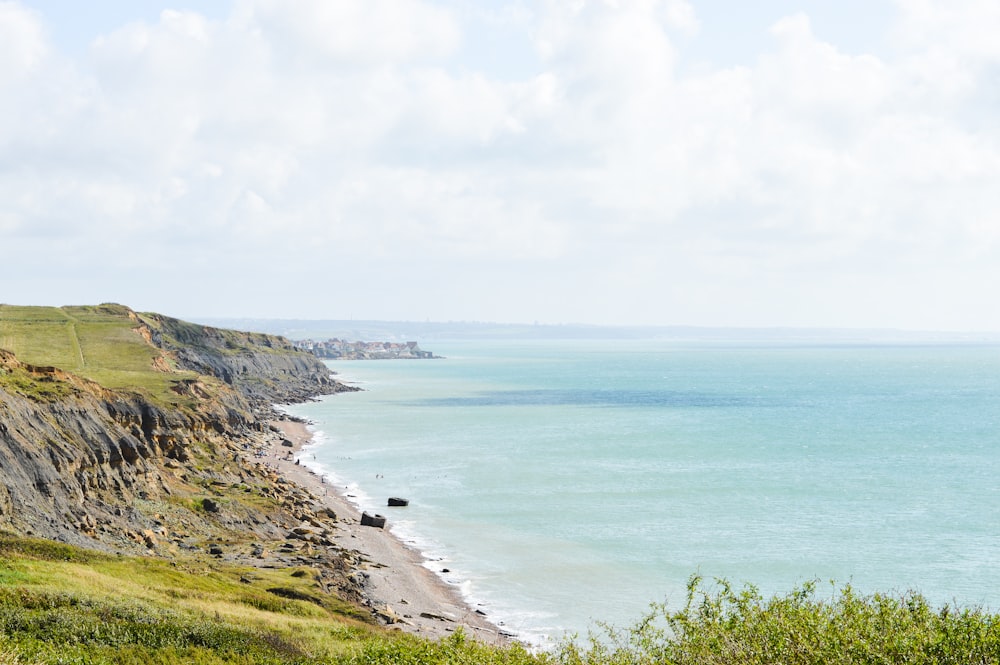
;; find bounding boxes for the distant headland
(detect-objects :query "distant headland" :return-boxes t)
[294,338,438,360]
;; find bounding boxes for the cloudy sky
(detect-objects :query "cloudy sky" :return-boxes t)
[2,0,999,330]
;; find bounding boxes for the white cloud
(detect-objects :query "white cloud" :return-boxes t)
[0,1,46,85]
[893,0,1000,62]
[2,0,1000,328]
[664,0,699,36]
[234,0,460,64]
[764,14,891,113]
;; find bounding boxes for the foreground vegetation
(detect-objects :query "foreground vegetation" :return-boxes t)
[560,576,1000,665]
[1,535,998,664]
[0,533,537,664]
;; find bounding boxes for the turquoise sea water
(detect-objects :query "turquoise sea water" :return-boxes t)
[286,340,1000,644]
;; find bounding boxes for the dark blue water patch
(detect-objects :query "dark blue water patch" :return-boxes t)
[402,389,776,408]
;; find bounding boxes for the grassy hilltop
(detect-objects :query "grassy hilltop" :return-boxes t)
[0,303,191,402]
[0,303,331,407]
[2,305,1000,664]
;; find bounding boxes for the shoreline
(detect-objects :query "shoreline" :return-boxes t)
[265,416,512,644]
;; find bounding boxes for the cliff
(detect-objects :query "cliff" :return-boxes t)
[139,312,356,405]
[0,351,231,549]
[0,305,359,584]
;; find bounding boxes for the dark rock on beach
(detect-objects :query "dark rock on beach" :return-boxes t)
[361,512,386,528]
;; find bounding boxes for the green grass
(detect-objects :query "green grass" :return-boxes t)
[0,304,206,406]
[0,534,544,665]
[0,308,80,370]
[0,365,75,402]
[0,303,313,408]
[0,534,372,664]
[2,534,999,664]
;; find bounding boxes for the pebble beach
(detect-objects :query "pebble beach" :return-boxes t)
[265,418,509,644]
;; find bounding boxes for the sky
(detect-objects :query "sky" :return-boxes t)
[2,0,999,330]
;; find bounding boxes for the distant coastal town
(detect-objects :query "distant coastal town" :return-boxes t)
[294,338,438,360]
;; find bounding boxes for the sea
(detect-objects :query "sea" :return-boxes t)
[285,339,1000,646]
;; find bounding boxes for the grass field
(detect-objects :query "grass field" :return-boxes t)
[0,304,205,405]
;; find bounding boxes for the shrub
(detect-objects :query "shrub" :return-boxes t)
[558,576,1000,665]
[0,588,309,665]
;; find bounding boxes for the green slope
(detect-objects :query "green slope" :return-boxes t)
[0,303,200,404]
[0,533,541,665]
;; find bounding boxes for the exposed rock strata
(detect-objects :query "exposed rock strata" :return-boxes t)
[136,312,358,406]
[0,312,367,607]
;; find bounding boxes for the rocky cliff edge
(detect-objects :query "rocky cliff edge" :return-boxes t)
[0,304,366,605]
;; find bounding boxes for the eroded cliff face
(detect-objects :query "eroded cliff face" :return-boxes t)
[137,312,357,406]
[3,358,249,548]
[0,313,352,555]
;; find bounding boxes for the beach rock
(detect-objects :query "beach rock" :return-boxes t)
[374,605,405,625]
[289,525,323,542]
[281,439,294,447]
[420,611,455,623]
[387,497,409,507]
[360,512,386,528]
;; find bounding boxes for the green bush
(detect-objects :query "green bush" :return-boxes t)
[558,576,1000,665]
[0,589,308,665]
[344,629,549,665]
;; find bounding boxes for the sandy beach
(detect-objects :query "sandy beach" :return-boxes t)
[265,417,510,644]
